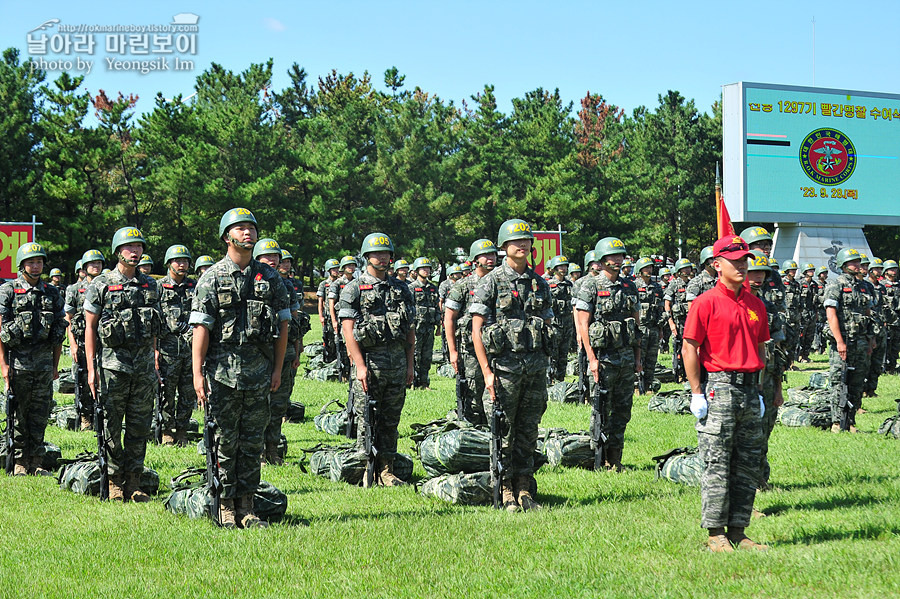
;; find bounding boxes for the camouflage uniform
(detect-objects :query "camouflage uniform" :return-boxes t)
[636,278,664,381]
[883,278,900,372]
[697,373,764,529]
[444,273,486,425]
[823,273,872,426]
[438,277,455,365]
[84,269,162,478]
[156,274,196,437]
[685,270,717,303]
[0,275,67,466]
[548,276,574,381]
[575,272,639,458]
[64,280,94,420]
[781,274,802,362]
[410,279,441,387]
[265,276,308,455]
[469,261,553,480]
[328,274,354,379]
[797,277,819,360]
[338,271,415,463]
[664,277,690,359]
[189,256,290,499]
[317,278,337,363]
[758,295,787,487]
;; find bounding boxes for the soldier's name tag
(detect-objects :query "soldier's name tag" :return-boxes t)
[842,287,853,292]
[360,284,374,290]
[108,285,123,291]
[597,290,611,297]
[550,283,557,288]
[637,287,646,292]
[162,283,174,289]
[13,288,26,295]
[415,288,423,292]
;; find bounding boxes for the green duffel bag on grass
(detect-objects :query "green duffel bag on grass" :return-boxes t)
[548,380,580,403]
[418,428,491,477]
[420,471,492,505]
[305,359,340,381]
[50,404,78,430]
[1,440,61,471]
[284,401,306,422]
[652,446,703,487]
[56,368,76,394]
[436,363,456,378]
[647,390,691,415]
[303,342,325,358]
[542,430,594,469]
[313,400,349,436]
[58,452,159,496]
[165,468,288,522]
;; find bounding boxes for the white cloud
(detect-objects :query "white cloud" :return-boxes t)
[263,17,286,32]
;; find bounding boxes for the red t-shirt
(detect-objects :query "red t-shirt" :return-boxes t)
[683,281,770,373]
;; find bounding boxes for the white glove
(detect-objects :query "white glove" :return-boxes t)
[759,394,765,418]
[690,393,708,419]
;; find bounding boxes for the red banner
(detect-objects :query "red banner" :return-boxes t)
[526,231,563,276]
[0,225,34,280]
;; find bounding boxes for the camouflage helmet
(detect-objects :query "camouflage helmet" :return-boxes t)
[621,258,634,268]
[583,250,598,269]
[75,260,83,272]
[569,264,582,274]
[218,207,258,239]
[870,257,883,270]
[594,237,627,260]
[49,268,62,277]
[411,257,433,272]
[195,255,215,273]
[460,261,472,273]
[360,233,394,257]
[392,259,410,271]
[323,259,340,272]
[469,239,498,262]
[835,248,861,269]
[252,238,281,260]
[882,259,899,271]
[739,226,773,245]
[164,244,192,265]
[81,249,105,267]
[674,258,692,273]
[138,255,153,267]
[446,264,463,277]
[634,257,654,273]
[280,249,293,262]
[748,250,771,272]
[547,255,569,270]
[496,219,534,247]
[658,267,672,277]
[859,253,870,265]
[699,245,715,266]
[339,255,359,269]
[801,262,815,274]
[16,242,47,270]
[816,265,829,275]
[781,259,798,271]
[768,258,778,268]
[111,226,146,255]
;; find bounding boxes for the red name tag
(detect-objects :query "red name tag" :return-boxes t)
[108,284,123,291]
[638,287,646,292]
[162,283,174,288]
[13,289,26,294]
[597,290,611,297]
[142,283,149,288]
[414,288,423,292]
[469,290,475,295]
[512,290,519,297]
[255,273,263,281]
[769,282,776,287]
[78,288,86,293]
[360,284,373,290]
[842,287,852,292]
[677,288,686,293]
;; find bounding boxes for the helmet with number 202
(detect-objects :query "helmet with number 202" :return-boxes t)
[253,238,281,260]
[111,227,146,255]
[218,207,258,240]
[469,239,498,262]
[496,219,534,247]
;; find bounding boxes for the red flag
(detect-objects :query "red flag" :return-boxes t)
[715,163,735,239]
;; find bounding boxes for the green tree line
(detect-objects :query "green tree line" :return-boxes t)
[2,47,758,284]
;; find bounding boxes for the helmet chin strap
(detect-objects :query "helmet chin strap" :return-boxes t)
[228,232,254,250]
[118,252,141,267]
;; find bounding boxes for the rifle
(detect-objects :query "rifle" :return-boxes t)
[838,361,855,432]
[361,355,378,488]
[335,329,346,381]
[4,367,15,475]
[345,372,357,439]
[577,347,590,405]
[72,359,82,423]
[455,357,469,422]
[93,363,109,500]
[153,376,165,444]
[590,362,610,470]
[637,368,647,395]
[884,329,892,372]
[203,381,223,525]
[489,382,506,509]
[673,332,685,383]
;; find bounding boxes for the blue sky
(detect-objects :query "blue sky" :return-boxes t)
[3,0,899,119]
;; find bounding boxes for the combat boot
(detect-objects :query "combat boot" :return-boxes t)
[377,457,407,487]
[13,460,28,476]
[108,475,125,501]
[125,473,151,503]
[80,415,93,431]
[707,527,734,553]
[604,446,625,472]
[219,498,237,529]
[236,494,268,529]
[174,429,188,447]
[514,475,541,511]
[161,432,176,446]
[501,482,520,512]
[30,456,51,477]
[263,442,283,466]
[727,527,768,551]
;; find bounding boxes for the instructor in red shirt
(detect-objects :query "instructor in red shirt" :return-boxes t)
[682,235,770,553]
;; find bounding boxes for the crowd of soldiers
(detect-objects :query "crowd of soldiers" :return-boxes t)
[3,213,898,540]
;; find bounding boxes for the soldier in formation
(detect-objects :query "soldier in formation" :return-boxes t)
[882,260,900,373]
[65,249,105,430]
[780,260,802,364]
[328,256,358,382]
[685,246,717,308]
[546,255,574,383]
[634,257,664,393]
[859,255,884,401]
[190,208,290,527]
[48,268,63,288]
[138,255,154,276]
[317,259,340,364]
[409,258,441,390]
[0,243,67,476]
[393,259,410,285]
[664,258,693,379]
[84,227,161,502]
[796,263,819,363]
[156,245,196,446]
[338,233,415,487]
[195,255,215,277]
[568,263,582,282]
[438,264,464,366]
[470,219,552,511]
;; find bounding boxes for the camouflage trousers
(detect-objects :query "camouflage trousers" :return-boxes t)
[783,318,801,362]
[550,319,574,382]
[461,350,487,426]
[351,343,408,461]
[696,374,763,529]
[798,311,817,358]
[323,319,337,364]
[829,338,870,424]
[71,345,94,419]
[864,330,886,395]
[8,368,53,461]
[265,356,297,447]
[593,347,637,451]
[101,367,155,476]
[659,325,671,354]
[413,323,436,387]
[481,351,548,480]
[209,379,269,499]
[759,369,780,486]
[157,349,194,433]
[886,326,900,372]
[639,327,660,382]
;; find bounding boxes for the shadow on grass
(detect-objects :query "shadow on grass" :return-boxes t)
[762,491,890,516]
[772,473,896,493]
[776,524,900,545]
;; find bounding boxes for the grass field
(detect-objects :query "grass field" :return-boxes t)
[1,319,899,599]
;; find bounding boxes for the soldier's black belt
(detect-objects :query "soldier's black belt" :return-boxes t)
[707,370,759,387]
